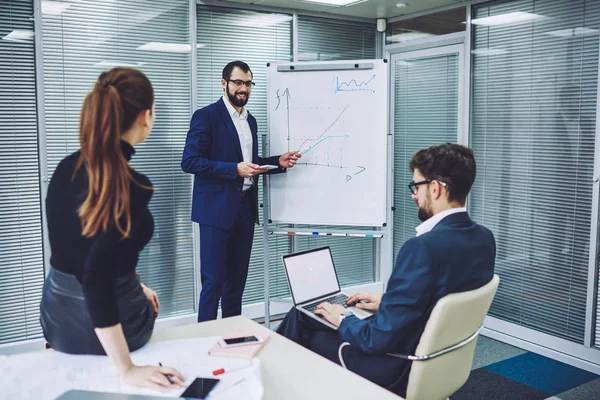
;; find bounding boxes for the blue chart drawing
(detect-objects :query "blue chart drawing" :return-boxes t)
[334,74,376,94]
[301,135,349,156]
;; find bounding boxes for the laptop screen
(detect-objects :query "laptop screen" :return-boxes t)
[283,247,341,305]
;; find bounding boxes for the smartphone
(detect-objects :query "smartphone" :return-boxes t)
[257,165,278,170]
[218,335,264,348]
[180,377,220,399]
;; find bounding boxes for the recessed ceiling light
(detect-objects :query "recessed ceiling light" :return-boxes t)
[544,27,598,37]
[137,42,206,53]
[41,1,71,15]
[471,48,508,56]
[471,12,544,26]
[94,61,146,68]
[298,0,364,6]
[235,14,293,28]
[387,31,434,43]
[2,30,34,42]
[396,3,408,8]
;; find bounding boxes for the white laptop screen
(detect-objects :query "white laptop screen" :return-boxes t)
[283,247,340,305]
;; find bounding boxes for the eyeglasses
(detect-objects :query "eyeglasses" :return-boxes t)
[408,179,447,195]
[227,79,255,89]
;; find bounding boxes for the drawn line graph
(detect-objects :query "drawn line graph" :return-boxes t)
[301,135,349,156]
[274,88,368,181]
[297,105,350,154]
[334,74,376,94]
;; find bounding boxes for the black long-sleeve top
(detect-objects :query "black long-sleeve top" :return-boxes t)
[46,141,154,328]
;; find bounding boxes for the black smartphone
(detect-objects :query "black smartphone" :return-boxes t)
[220,335,262,347]
[180,377,220,399]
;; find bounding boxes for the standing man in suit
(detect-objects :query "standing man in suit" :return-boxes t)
[182,61,301,322]
[276,143,495,397]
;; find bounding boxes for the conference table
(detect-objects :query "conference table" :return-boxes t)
[150,316,403,400]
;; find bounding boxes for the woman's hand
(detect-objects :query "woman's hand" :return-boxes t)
[122,365,185,391]
[141,283,159,316]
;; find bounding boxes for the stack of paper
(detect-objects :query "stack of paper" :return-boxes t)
[0,337,263,400]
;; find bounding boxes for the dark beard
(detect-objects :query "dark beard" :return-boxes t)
[227,90,248,107]
[418,207,432,222]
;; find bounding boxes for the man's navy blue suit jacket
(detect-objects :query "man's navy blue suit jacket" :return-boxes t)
[338,212,496,357]
[181,98,283,230]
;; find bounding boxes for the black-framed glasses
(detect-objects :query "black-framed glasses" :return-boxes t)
[408,179,447,195]
[227,79,255,88]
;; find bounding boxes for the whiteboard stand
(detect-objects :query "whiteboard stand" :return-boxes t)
[261,135,271,329]
[262,59,390,329]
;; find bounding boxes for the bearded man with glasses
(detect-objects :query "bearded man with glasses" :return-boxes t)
[182,61,301,322]
[275,143,495,397]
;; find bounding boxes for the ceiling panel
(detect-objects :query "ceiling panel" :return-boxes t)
[214,0,467,20]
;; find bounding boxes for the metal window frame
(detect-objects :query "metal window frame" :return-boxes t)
[584,38,600,348]
[33,0,49,277]
[385,34,467,284]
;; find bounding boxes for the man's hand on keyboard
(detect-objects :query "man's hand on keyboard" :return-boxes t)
[346,292,382,312]
[314,303,347,328]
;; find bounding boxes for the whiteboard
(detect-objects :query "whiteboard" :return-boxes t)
[267,60,388,226]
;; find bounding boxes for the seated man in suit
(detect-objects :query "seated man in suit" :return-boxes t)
[276,143,496,397]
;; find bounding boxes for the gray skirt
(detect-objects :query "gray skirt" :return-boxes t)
[40,267,155,355]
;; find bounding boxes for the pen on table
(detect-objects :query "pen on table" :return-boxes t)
[158,362,174,383]
[212,364,251,376]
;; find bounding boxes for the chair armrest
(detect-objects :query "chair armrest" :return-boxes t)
[338,325,483,368]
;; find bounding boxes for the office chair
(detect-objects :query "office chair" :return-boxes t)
[338,274,500,400]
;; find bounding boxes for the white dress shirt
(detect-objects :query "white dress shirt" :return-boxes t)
[415,207,467,237]
[223,95,253,191]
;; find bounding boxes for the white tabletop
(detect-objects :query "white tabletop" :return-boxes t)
[150,316,402,400]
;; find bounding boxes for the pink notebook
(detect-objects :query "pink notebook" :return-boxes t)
[208,330,270,359]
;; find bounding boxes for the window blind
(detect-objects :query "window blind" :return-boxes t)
[0,0,44,345]
[41,0,195,317]
[197,5,293,304]
[298,15,376,61]
[392,54,460,257]
[470,0,599,344]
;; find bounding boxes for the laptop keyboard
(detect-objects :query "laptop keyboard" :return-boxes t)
[303,293,350,313]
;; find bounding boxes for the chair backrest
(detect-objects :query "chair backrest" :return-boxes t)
[405,274,499,400]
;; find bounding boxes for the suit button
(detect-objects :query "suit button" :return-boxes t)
[237,188,241,191]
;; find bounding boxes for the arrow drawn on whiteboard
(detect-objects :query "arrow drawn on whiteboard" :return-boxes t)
[275,88,291,111]
[345,166,367,183]
[354,166,366,176]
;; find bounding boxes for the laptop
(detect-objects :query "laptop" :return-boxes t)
[282,246,375,330]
